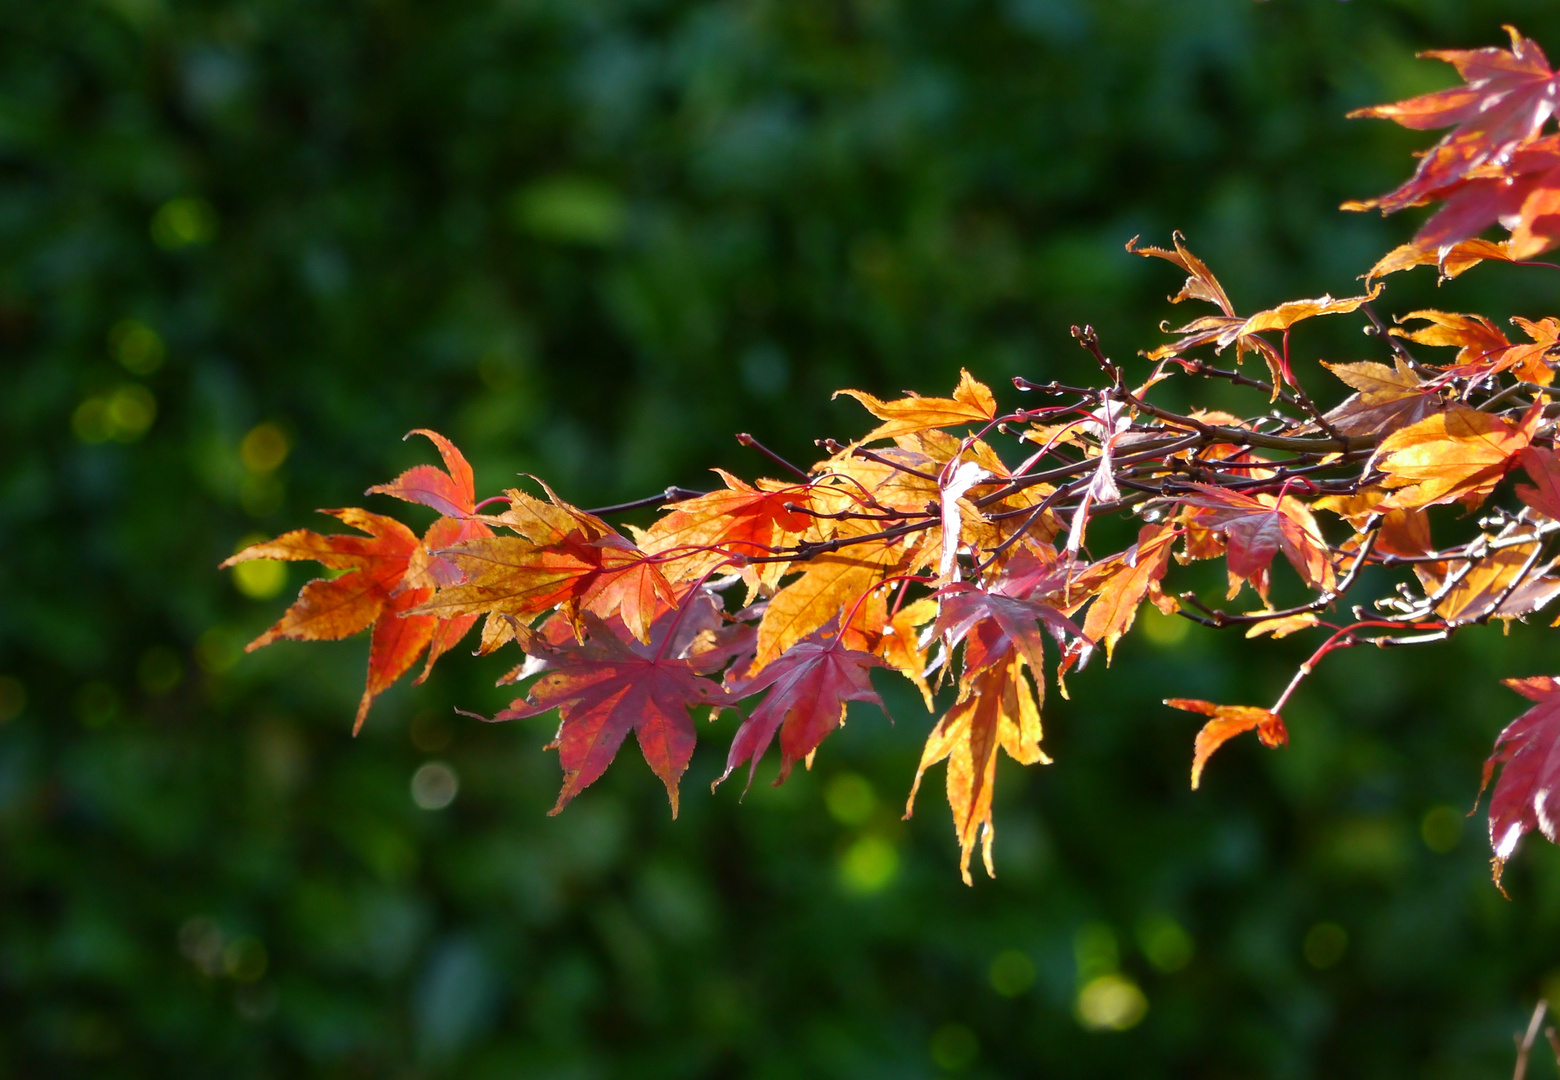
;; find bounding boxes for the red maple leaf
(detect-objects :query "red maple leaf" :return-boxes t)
[1517,446,1560,520]
[370,429,493,676]
[933,583,1077,686]
[1482,676,1560,887]
[716,630,886,792]
[1347,27,1560,214]
[1175,484,1335,601]
[368,428,481,519]
[1410,136,1560,258]
[495,610,731,816]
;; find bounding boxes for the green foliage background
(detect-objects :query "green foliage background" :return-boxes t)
[10,0,1560,1076]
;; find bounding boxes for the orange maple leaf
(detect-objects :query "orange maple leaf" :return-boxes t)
[1165,698,1288,789]
[1364,238,1516,282]
[634,469,812,590]
[834,368,997,443]
[902,585,1074,884]
[223,431,491,731]
[223,508,435,733]
[1375,404,1540,510]
[1079,522,1178,662]
[906,649,1048,885]
[1320,358,1442,439]
[1392,311,1558,386]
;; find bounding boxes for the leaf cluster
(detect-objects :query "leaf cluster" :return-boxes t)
[228,27,1560,888]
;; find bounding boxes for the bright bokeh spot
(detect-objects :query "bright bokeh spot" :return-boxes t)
[1076,974,1147,1032]
[988,949,1036,997]
[510,177,626,245]
[106,385,157,441]
[1421,805,1463,853]
[929,1022,979,1071]
[838,835,898,894]
[151,196,218,248]
[1303,922,1347,969]
[76,387,157,443]
[109,319,166,375]
[1138,605,1189,647]
[1137,914,1194,973]
[412,762,460,810]
[233,559,286,600]
[1073,922,1120,981]
[240,422,291,473]
[825,772,876,826]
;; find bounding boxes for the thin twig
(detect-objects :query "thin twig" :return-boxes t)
[587,486,707,516]
[1514,1000,1549,1080]
[736,432,812,481]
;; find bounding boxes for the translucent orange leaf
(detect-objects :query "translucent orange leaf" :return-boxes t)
[833,369,997,443]
[1376,405,1538,510]
[1165,699,1288,790]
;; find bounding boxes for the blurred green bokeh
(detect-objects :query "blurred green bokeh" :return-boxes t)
[10,1,1560,1076]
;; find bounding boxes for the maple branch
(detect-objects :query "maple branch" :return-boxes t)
[1175,525,1380,629]
[785,502,928,523]
[1071,324,1124,387]
[1479,382,1535,414]
[847,445,943,483]
[747,518,934,562]
[587,486,707,516]
[1179,358,1302,407]
[1361,301,1426,372]
[736,432,812,481]
[1271,618,1426,714]
[974,433,1202,506]
[972,479,1079,573]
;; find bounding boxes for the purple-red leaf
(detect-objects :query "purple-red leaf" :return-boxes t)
[1482,676,1560,887]
[717,632,886,792]
[495,612,730,816]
